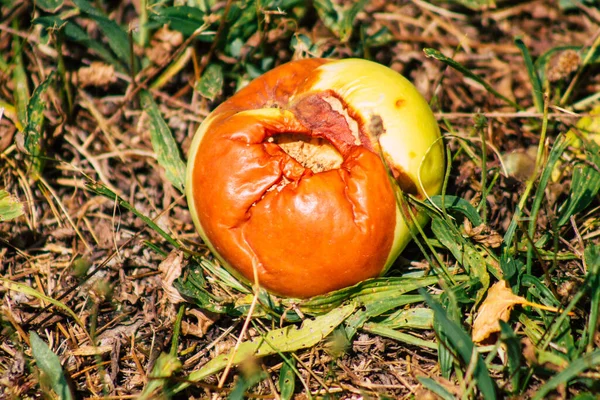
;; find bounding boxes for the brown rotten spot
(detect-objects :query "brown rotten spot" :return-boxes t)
[186,58,445,298]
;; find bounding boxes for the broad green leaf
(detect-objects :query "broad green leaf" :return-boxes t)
[431,216,490,303]
[196,63,224,101]
[172,303,356,393]
[313,0,336,33]
[139,90,187,193]
[313,0,368,42]
[428,195,482,226]
[0,190,24,222]
[226,0,260,47]
[35,0,64,12]
[152,6,208,37]
[24,72,53,178]
[35,17,125,71]
[29,332,74,400]
[344,294,426,339]
[228,370,268,400]
[72,0,133,68]
[422,290,497,399]
[295,275,447,315]
[338,0,368,42]
[279,357,296,400]
[174,259,239,315]
[362,26,393,48]
[376,307,434,330]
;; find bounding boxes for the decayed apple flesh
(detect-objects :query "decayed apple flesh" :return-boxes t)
[186,58,444,298]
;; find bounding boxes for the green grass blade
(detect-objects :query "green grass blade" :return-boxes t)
[502,133,569,258]
[140,90,186,193]
[139,353,182,400]
[0,190,24,221]
[172,304,356,393]
[0,278,88,334]
[422,290,497,399]
[558,131,600,227]
[11,27,29,127]
[424,48,522,110]
[29,332,74,400]
[499,321,523,392]
[532,349,600,400]
[584,245,600,353]
[85,181,180,248]
[362,323,437,350]
[515,37,544,113]
[417,376,456,400]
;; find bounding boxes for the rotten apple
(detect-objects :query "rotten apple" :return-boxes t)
[186,58,444,298]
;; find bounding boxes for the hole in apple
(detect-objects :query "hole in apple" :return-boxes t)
[268,134,343,173]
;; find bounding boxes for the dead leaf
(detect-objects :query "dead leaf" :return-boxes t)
[472,280,563,343]
[76,62,117,88]
[70,345,112,357]
[463,218,503,248]
[181,308,216,338]
[159,250,186,304]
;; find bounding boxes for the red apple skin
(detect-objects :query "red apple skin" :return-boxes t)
[186,58,441,298]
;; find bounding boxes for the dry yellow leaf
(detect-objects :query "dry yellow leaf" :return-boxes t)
[472,280,561,343]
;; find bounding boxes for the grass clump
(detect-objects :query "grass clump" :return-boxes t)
[0,0,599,399]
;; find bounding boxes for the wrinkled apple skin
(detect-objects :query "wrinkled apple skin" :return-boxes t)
[186,58,444,298]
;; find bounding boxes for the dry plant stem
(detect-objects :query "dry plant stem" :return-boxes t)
[462,349,479,400]
[215,259,261,395]
[88,22,211,139]
[38,176,92,252]
[1,153,37,230]
[21,196,166,328]
[526,89,550,275]
[435,111,582,119]
[198,0,234,77]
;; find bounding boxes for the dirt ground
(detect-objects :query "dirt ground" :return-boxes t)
[1,0,600,398]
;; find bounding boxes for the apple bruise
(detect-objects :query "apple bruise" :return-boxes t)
[190,61,398,298]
